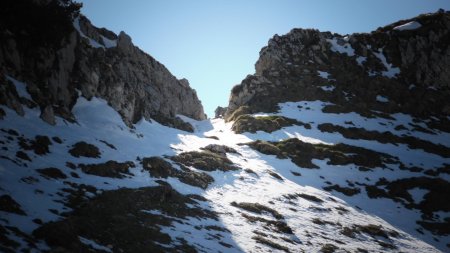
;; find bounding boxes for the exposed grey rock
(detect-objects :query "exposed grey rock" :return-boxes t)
[40,105,56,126]
[214,106,227,118]
[116,31,133,53]
[0,0,205,129]
[0,74,24,117]
[201,144,238,155]
[225,11,450,121]
[142,156,214,189]
[74,27,206,126]
[78,15,118,44]
[227,75,273,116]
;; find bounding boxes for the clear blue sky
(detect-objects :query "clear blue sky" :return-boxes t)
[78,0,450,117]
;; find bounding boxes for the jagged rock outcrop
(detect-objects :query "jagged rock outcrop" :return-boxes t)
[0,0,205,129]
[214,106,227,118]
[225,10,450,122]
[1,5,449,252]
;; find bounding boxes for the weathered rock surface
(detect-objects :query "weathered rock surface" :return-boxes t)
[171,150,240,172]
[142,156,214,189]
[225,11,450,121]
[0,195,26,215]
[33,185,219,253]
[68,141,101,158]
[200,144,238,155]
[79,160,135,178]
[247,138,399,169]
[214,106,227,118]
[1,4,449,253]
[231,115,311,134]
[0,0,205,129]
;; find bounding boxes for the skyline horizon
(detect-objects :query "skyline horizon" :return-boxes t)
[77,1,450,118]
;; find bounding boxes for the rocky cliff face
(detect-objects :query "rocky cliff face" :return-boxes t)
[217,11,450,251]
[0,0,205,130]
[225,10,450,125]
[1,5,449,252]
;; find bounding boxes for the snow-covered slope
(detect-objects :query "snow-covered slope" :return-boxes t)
[1,5,449,253]
[1,75,449,252]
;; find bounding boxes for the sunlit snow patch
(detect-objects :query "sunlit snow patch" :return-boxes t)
[73,17,117,49]
[285,131,331,145]
[373,49,400,78]
[394,21,422,31]
[317,70,330,79]
[100,35,117,48]
[327,37,355,56]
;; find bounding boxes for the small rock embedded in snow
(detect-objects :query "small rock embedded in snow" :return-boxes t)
[394,21,422,31]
